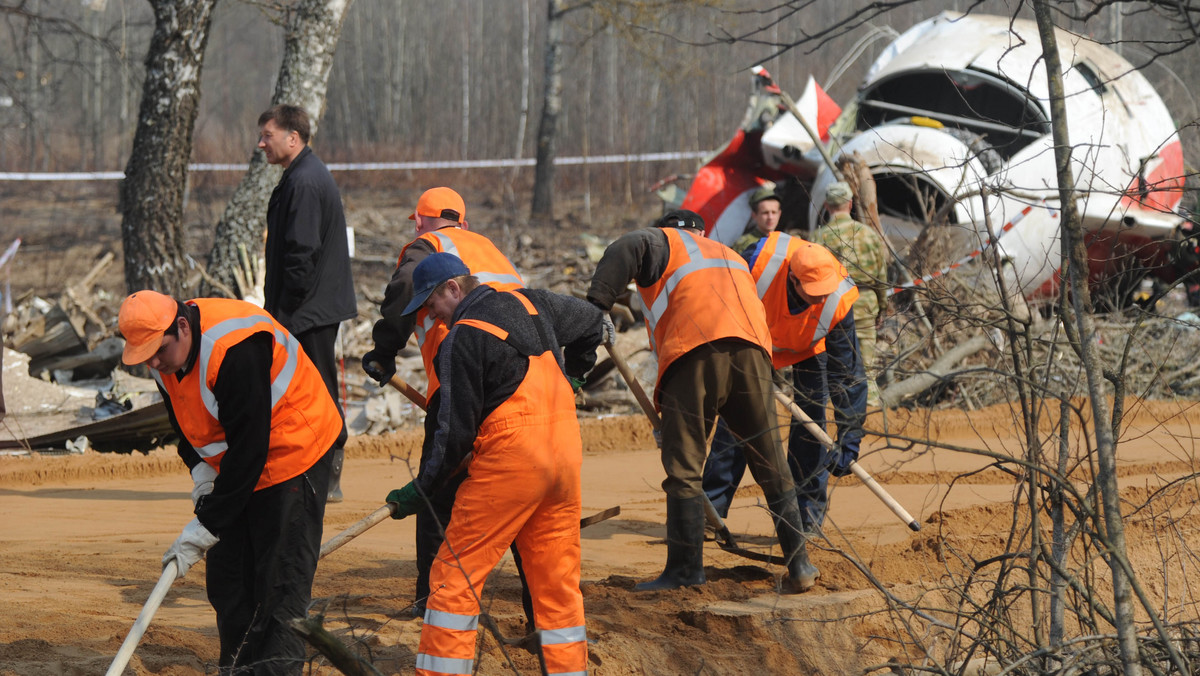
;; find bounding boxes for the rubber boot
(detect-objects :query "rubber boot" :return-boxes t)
[635,495,707,591]
[767,489,819,593]
[326,447,344,503]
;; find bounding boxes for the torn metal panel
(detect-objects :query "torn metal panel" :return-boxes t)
[0,402,174,453]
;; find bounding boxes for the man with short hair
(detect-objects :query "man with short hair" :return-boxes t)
[362,186,526,616]
[259,103,356,501]
[119,290,344,675]
[385,252,603,676]
[587,209,816,593]
[813,181,888,405]
[733,184,783,254]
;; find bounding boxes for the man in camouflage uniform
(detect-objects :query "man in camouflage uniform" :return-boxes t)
[813,181,888,405]
[733,184,783,255]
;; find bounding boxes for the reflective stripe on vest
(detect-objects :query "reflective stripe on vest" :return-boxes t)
[643,230,752,337]
[414,311,436,347]
[754,232,794,299]
[153,313,301,459]
[541,625,587,644]
[415,653,473,675]
[813,276,857,343]
[429,230,523,288]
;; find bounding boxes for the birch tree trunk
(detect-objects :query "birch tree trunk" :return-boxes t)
[530,0,565,223]
[203,0,353,298]
[119,0,217,296]
[505,0,532,208]
[1031,3,1140,673]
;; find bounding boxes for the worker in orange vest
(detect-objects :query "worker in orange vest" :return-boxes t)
[119,290,344,674]
[703,236,867,553]
[587,209,815,593]
[384,253,605,676]
[361,186,527,617]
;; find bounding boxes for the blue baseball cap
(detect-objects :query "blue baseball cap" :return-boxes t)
[403,252,471,315]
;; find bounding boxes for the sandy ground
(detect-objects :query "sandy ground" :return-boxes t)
[3,399,1200,675]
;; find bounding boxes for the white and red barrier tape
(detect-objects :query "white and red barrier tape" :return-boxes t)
[885,203,1056,296]
[0,151,712,182]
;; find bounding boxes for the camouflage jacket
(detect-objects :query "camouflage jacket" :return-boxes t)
[814,213,888,319]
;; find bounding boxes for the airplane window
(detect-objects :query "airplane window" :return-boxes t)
[1073,62,1107,95]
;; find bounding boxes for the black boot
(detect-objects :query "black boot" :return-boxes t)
[767,489,819,593]
[327,447,344,503]
[635,495,707,591]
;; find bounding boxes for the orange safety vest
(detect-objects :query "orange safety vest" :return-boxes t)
[154,298,343,491]
[637,228,773,404]
[750,232,859,369]
[399,228,524,396]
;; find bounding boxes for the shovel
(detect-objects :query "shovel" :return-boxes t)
[105,561,180,676]
[771,388,920,532]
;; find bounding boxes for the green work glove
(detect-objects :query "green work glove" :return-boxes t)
[568,376,586,393]
[385,481,422,520]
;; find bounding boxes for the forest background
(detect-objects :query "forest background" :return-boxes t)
[3,0,1196,210]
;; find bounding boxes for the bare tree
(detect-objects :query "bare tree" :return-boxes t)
[530,0,567,224]
[203,0,352,298]
[119,0,217,295]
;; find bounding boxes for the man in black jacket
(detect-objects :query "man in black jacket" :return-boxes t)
[259,104,357,501]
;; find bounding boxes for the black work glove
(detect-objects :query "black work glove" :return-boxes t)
[830,445,858,477]
[362,349,396,385]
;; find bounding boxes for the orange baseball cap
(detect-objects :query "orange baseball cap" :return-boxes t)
[409,187,466,223]
[788,242,843,297]
[118,290,178,365]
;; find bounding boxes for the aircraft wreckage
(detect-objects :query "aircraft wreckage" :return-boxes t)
[678,11,1192,305]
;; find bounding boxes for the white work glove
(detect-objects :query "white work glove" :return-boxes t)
[190,462,218,507]
[601,315,617,346]
[163,517,219,578]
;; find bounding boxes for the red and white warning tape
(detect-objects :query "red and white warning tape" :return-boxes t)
[885,203,1056,296]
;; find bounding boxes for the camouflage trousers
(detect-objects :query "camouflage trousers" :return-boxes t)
[855,313,879,406]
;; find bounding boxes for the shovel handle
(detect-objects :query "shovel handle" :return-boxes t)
[377,369,426,411]
[319,504,397,559]
[603,341,659,430]
[106,561,180,676]
[772,388,920,532]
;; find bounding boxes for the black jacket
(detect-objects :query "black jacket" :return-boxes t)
[264,146,357,334]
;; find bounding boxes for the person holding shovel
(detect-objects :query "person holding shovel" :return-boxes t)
[586,209,817,593]
[118,290,344,675]
[384,252,605,676]
[702,237,867,547]
[361,186,526,618]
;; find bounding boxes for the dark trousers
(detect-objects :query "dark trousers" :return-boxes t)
[206,447,334,675]
[658,340,791,500]
[296,323,344,419]
[702,314,867,526]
